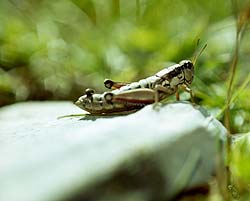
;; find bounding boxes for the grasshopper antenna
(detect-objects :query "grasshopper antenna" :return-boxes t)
[192,39,207,66]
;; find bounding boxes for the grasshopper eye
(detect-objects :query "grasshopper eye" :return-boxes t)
[185,62,193,69]
[179,60,193,69]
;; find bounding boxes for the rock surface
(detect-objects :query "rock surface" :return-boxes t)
[0,101,227,201]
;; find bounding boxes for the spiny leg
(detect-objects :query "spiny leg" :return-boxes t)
[104,79,130,90]
[175,90,180,101]
[182,84,194,102]
[102,86,175,112]
[154,85,176,103]
[153,85,176,111]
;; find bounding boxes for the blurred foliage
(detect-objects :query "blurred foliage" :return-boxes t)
[230,134,250,200]
[1,0,250,200]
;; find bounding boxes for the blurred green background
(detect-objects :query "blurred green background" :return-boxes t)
[0,0,250,133]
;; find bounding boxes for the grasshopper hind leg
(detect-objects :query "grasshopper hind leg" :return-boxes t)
[103,92,114,103]
[104,79,130,90]
[104,89,155,106]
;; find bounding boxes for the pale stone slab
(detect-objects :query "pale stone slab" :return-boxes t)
[0,101,227,201]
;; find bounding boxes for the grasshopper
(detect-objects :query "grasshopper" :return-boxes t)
[75,44,207,115]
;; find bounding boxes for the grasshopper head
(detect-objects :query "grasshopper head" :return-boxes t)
[179,60,194,85]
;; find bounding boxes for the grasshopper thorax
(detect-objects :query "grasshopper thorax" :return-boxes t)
[156,60,194,86]
[179,60,194,85]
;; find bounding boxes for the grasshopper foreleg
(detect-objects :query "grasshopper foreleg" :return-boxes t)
[175,91,180,101]
[182,84,194,102]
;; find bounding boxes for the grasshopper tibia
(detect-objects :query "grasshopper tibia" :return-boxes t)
[104,79,130,89]
[104,79,114,89]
